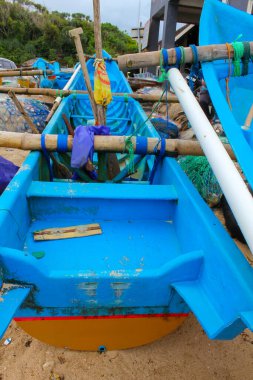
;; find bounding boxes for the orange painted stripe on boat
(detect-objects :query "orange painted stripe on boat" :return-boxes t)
[14,313,189,322]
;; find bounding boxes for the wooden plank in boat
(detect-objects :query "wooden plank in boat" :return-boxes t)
[33,223,102,241]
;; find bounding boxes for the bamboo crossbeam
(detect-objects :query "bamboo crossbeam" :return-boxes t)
[117,42,253,70]
[0,131,236,160]
[0,86,178,103]
[0,70,53,77]
[0,66,35,72]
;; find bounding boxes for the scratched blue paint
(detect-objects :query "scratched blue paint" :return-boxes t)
[0,49,253,341]
[200,0,253,189]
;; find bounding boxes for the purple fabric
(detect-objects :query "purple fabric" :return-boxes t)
[0,156,19,194]
[71,125,110,168]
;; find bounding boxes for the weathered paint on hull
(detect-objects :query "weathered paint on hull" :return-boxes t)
[15,313,188,350]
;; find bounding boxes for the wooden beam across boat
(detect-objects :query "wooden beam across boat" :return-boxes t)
[0,131,236,160]
[117,42,253,70]
[0,69,53,77]
[0,86,178,103]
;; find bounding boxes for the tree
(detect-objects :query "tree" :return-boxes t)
[0,0,138,65]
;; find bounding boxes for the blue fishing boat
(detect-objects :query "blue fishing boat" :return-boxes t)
[0,51,253,351]
[32,58,74,89]
[200,0,253,189]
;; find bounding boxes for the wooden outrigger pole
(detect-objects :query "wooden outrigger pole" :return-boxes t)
[117,42,253,70]
[0,69,53,77]
[0,131,236,160]
[0,86,178,103]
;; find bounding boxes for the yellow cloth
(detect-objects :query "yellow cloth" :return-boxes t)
[94,59,112,106]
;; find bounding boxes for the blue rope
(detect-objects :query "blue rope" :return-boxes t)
[41,134,53,181]
[189,44,199,92]
[149,138,166,184]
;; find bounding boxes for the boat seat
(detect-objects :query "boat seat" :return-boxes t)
[27,181,178,201]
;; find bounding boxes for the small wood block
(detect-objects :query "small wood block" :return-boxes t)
[33,223,102,241]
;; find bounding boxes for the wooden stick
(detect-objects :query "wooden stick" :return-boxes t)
[93,0,108,181]
[69,28,98,120]
[242,104,253,130]
[0,86,178,103]
[0,69,53,77]
[62,114,74,136]
[45,101,60,124]
[8,93,72,178]
[117,42,253,70]
[93,0,120,180]
[0,131,236,160]
[8,91,39,134]
[93,0,105,124]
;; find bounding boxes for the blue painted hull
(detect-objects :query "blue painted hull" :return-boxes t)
[1,51,253,349]
[200,0,253,189]
[32,58,73,89]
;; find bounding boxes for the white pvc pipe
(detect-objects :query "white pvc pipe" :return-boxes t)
[63,64,81,91]
[54,64,81,106]
[169,68,253,253]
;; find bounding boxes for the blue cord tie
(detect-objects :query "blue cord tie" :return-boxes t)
[57,134,69,152]
[149,138,166,184]
[190,44,198,64]
[162,48,170,72]
[135,136,148,155]
[41,134,53,181]
[189,44,199,92]
[175,47,182,68]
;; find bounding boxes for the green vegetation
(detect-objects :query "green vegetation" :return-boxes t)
[0,0,138,66]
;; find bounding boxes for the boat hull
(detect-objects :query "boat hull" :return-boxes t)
[1,50,253,350]
[200,0,253,189]
[15,313,187,350]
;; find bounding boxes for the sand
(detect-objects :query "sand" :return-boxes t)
[0,314,253,379]
[0,151,253,380]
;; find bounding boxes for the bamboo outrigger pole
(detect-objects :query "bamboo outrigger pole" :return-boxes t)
[0,86,178,103]
[0,69,53,77]
[117,42,253,70]
[0,131,236,160]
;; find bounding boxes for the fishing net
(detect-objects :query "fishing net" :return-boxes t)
[0,95,49,133]
[178,155,222,207]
